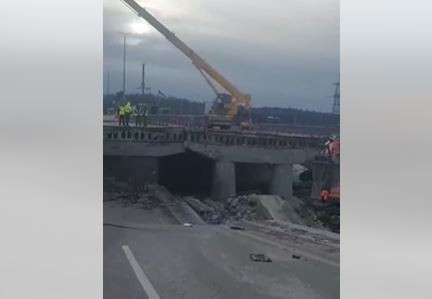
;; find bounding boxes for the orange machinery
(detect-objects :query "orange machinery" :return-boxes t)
[321,137,340,203]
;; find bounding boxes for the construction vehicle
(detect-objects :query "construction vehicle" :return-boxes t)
[320,136,340,203]
[320,186,340,203]
[324,136,340,163]
[122,0,252,130]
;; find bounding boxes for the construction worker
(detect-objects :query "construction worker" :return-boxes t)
[134,104,142,127]
[118,104,125,126]
[124,101,133,126]
[116,105,120,125]
[320,188,330,203]
[141,103,148,127]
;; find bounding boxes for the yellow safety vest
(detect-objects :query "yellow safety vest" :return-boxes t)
[119,106,125,116]
[125,103,133,114]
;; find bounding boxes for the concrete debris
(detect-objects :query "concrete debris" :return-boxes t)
[103,179,203,224]
[104,177,339,233]
[229,225,245,231]
[184,194,272,225]
[103,187,161,210]
[249,253,272,263]
[184,196,214,217]
[145,185,205,225]
[184,193,334,231]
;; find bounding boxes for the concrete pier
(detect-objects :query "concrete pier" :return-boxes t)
[270,163,293,199]
[211,160,236,200]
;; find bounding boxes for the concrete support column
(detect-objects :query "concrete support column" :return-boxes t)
[310,162,327,199]
[270,163,293,199]
[211,160,236,201]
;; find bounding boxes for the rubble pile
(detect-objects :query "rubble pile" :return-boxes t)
[313,203,340,233]
[104,177,339,233]
[185,194,339,233]
[103,178,161,210]
[293,168,340,233]
[183,195,273,225]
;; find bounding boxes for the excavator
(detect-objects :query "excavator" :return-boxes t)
[122,0,252,130]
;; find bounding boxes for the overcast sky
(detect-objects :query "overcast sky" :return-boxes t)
[104,0,339,112]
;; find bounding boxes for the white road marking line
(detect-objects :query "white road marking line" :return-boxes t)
[122,245,161,299]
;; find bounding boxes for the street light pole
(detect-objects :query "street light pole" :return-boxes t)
[107,65,110,95]
[122,33,127,98]
[141,63,145,96]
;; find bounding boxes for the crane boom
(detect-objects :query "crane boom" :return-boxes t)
[122,0,251,117]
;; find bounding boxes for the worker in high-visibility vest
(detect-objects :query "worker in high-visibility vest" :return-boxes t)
[118,104,126,126]
[124,102,133,126]
[141,103,148,127]
[320,189,330,203]
[134,104,141,127]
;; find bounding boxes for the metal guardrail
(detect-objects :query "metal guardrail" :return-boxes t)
[145,115,337,137]
[103,125,324,150]
[104,114,337,137]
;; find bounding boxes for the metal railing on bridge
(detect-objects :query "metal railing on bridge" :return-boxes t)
[103,125,324,151]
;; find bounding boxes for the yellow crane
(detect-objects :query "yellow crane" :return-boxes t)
[122,0,252,129]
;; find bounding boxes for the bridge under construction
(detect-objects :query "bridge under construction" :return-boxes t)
[103,114,338,201]
[103,1,340,298]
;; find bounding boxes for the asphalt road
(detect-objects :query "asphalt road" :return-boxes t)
[104,210,339,298]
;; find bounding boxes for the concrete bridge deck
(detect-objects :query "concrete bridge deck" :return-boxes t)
[103,124,324,200]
